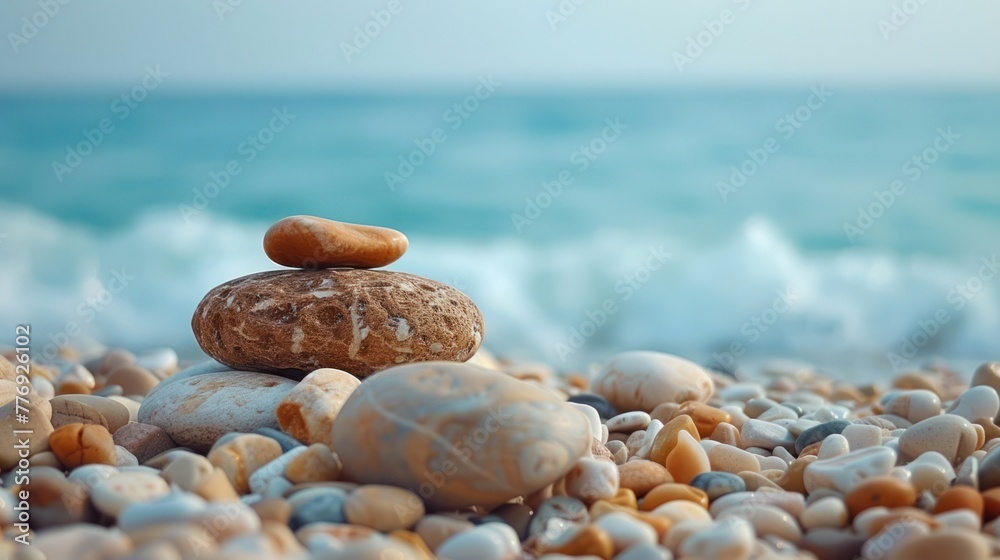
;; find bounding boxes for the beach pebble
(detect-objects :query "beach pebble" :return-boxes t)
[741,419,795,451]
[898,451,955,492]
[898,414,978,463]
[208,433,284,494]
[545,523,615,559]
[618,460,672,496]
[955,455,979,488]
[804,446,898,493]
[112,422,175,463]
[0,392,52,470]
[288,488,349,529]
[49,423,116,468]
[649,415,699,465]
[91,471,170,517]
[978,445,1000,489]
[640,483,708,511]
[817,434,851,459]
[972,362,1000,395]
[708,444,760,474]
[690,471,746,501]
[606,411,651,433]
[945,385,1000,422]
[652,500,712,524]
[34,525,132,559]
[886,528,991,560]
[794,420,851,454]
[674,401,732,437]
[679,518,755,560]
[844,476,917,516]
[800,496,848,530]
[566,456,620,502]
[104,364,159,397]
[933,485,984,517]
[21,468,92,528]
[881,390,942,423]
[592,351,713,413]
[51,395,131,434]
[710,491,806,518]
[567,393,618,420]
[664,430,709,484]
[275,367,359,447]
[720,503,802,544]
[49,397,109,430]
[593,511,657,553]
[192,269,484,376]
[139,371,296,452]
[263,215,408,269]
[284,443,342,484]
[117,492,208,532]
[255,426,303,453]
[333,362,591,508]
[416,515,476,552]
[160,452,213,490]
[344,484,424,532]
[841,423,882,450]
[437,522,522,560]
[247,447,308,494]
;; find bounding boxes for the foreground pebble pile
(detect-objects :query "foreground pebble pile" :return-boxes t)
[4,217,1000,559]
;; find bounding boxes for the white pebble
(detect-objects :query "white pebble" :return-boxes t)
[594,511,657,552]
[606,411,651,433]
[817,434,850,459]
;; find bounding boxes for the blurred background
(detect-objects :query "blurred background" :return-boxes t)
[1,1,998,377]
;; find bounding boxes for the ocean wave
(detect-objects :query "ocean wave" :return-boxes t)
[1,205,996,377]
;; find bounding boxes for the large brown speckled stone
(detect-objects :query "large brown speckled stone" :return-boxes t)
[192,269,484,376]
[264,215,408,269]
[332,362,591,509]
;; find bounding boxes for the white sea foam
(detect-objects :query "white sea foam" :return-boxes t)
[1,205,996,378]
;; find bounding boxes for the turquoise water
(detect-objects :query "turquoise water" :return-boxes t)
[1,89,998,375]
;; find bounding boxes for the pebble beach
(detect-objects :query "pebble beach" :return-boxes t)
[5,215,1000,560]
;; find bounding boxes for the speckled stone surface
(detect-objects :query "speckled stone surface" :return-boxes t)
[192,269,484,376]
[138,371,296,452]
[332,361,591,509]
[592,351,714,413]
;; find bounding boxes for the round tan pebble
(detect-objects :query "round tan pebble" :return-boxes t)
[51,395,131,434]
[251,498,292,524]
[899,414,978,463]
[284,443,342,484]
[708,444,760,474]
[649,402,682,425]
[665,430,709,484]
[592,351,714,413]
[618,460,673,497]
[738,471,782,491]
[673,402,731,438]
[98,348,136,376]
[263,215,408,269]
[49,423,116,468]
[844,476,917,517]
[193,270,484,377]
[104,364,159,397]
[887,528,990,560]
[892,371,944,396]
[195,466,241,502]
[639,483,708,511]
[160,452,214,490]
[648,414,699,465]
[800,496,848,530]
[0,392,52,470]
[415,515,475,552]
[91,472,170,517]
[344,485,425,532]
[207,434,283,494]
[932,485,984,518]
[709,422,742,447]
[548,524,614,560]
[388,530,436,560]
[49,398,109,430]
[112,422,175,464]
[778,456,816,493]
[276,368,359,446]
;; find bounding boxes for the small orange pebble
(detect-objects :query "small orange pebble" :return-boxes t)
[57,380,91,395]
[263,215,408,269]
[607,488,638,509]
[865,507,938,535]
[648,414,699,465]
[618,460,673,497]
[664,431,709,484]
[640,483,709,511]
[548,524,614,560]
[980,488,1000,522]
[709,422,741,447]
[672,402,731,438]
[48,422,115,468]
[777,456,816,494]
[844,476,917,517]
[932,486,984,519]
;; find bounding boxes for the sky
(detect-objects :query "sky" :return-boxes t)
[2,0,999,92]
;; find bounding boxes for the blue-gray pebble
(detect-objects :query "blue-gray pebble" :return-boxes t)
[795,420,852,454]
[690,472,746,501]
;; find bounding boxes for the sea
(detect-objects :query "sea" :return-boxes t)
[1,88,998,379]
